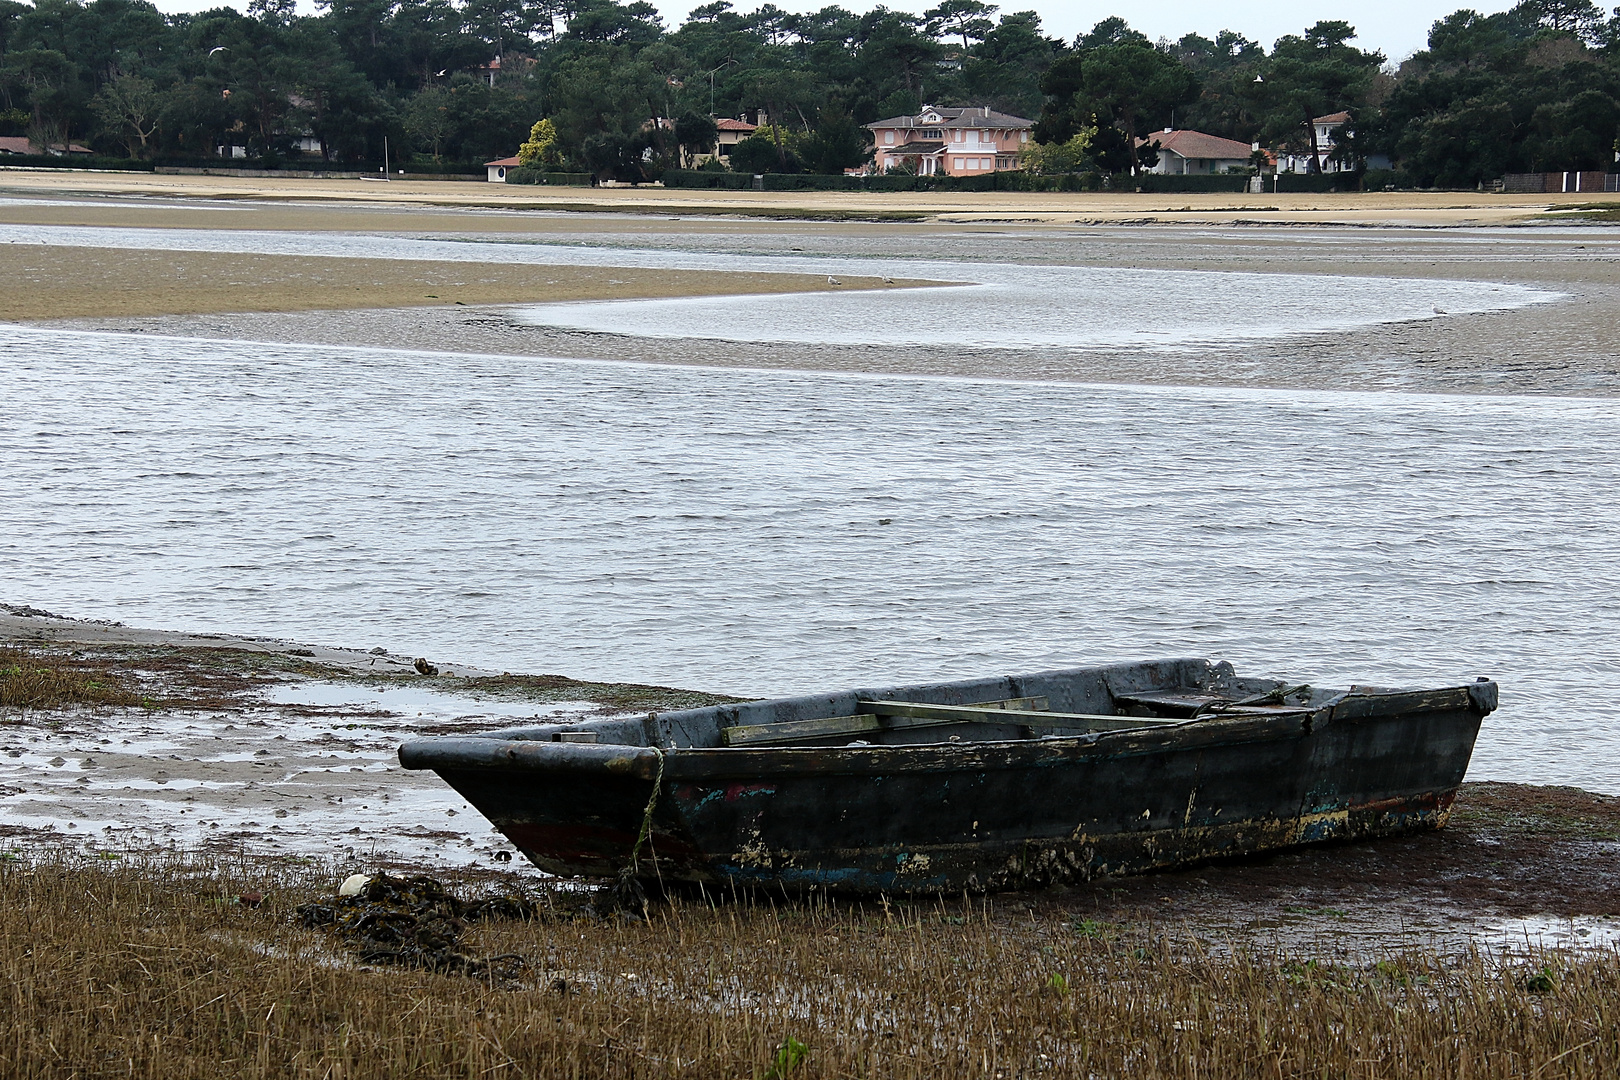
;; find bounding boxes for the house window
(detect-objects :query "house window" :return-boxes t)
[921,129,942,139]
[980,158,991,169]
[884,131,894,145]
[952,157,963,169]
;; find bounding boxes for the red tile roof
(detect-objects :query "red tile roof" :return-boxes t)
[485,156,521,166]
[1136,129,1253,161]
[715,118,757,132]
[1314,111,1352,125]
[0,136,92,155]
[866,106,1033,131]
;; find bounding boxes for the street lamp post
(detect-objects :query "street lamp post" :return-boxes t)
[708,59,737,117]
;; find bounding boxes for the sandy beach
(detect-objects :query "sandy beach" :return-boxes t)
[1,166,1609,226]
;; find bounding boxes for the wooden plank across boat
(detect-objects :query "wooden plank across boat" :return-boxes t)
[398,658,1498,893]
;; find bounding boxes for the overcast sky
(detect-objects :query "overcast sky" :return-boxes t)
[142,0,1525,66]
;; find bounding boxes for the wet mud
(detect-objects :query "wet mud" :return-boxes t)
[6,611,1618,956]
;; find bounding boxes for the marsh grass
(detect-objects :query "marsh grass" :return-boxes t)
[0,647,140,713]
[2,853,1617,1078]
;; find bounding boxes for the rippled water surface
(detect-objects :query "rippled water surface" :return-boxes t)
[2,322,1618,791]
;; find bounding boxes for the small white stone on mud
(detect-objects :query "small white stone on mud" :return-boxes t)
[338,874,371,897]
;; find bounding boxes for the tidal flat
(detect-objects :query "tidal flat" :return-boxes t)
[4,619,1620,1078]
[4,177,1620,1075]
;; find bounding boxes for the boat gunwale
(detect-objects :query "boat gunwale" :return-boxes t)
[399,698,1484,782]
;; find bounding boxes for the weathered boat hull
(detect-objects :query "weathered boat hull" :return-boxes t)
[399,660,1495,893]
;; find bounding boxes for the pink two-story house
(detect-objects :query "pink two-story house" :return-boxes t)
[866,105,1034,176]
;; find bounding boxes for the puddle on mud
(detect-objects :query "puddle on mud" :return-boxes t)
[1476,916,1620,954]
[262,680,601,723]
[0,678,619,868]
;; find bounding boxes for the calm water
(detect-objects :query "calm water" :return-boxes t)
[516,267,1549,350]
[2,322,1618,792]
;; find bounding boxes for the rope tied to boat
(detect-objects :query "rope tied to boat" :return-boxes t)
[614,746,665,909]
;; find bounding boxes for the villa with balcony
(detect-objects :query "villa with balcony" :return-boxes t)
[866,105,1033,176]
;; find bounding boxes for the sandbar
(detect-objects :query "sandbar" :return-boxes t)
[0,243,907,321]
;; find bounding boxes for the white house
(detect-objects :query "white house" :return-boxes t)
[1136,129,1254,175]
[710,117,757,162]
[1274,112,1392,173]
[486,155,520,181]
[865,105,1032,176]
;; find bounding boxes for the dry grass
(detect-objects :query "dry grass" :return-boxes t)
[0,647,140,713]
[1,853,1616,1079]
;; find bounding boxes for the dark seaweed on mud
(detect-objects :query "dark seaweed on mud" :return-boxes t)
[295,873,538,976]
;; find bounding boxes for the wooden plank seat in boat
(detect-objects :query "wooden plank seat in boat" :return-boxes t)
[1113,683,1314,719]
[719,695,1190,747]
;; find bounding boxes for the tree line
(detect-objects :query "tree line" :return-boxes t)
[1,0,1616,186]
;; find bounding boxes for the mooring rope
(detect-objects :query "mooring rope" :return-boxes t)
[628,746,665,873]
[614,746,666,909]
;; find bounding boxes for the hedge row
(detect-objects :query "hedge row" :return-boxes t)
[503,167,593,185]
[0,153,154,171]
[660,169,1101,192]
[1,153,503,175]
[1136,173,1250,193]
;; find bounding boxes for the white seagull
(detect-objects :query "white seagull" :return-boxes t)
[208,46,228,55]
[827,276,842,285]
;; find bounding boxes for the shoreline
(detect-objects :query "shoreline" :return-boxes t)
[1,167,1610,226]
[4,605,1619,959]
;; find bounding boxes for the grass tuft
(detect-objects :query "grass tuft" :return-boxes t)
[0,646,141,712]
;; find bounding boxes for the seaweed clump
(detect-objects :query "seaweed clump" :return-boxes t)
[296,873,535,976]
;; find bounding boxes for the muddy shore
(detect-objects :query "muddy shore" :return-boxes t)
[4,606,1617,958]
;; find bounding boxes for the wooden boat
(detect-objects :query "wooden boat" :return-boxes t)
[398,658,1497,893]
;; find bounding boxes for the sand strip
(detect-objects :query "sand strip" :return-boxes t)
[0,168,1597,226]
[0,244,915,320]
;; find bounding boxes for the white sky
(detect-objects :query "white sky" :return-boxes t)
[141,0,1524,66]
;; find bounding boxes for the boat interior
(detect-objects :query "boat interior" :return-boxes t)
[475,659,1359,751]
